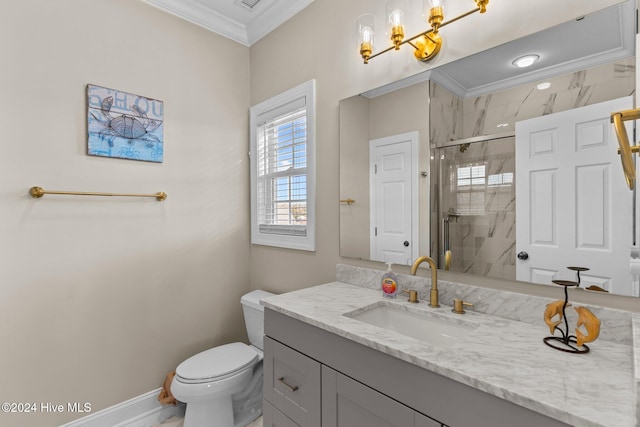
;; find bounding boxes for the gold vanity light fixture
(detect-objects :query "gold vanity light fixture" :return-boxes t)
[610,108,640,190]
[357,0,489,64]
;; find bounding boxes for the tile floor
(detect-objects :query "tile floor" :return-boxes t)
[155,416,263,427]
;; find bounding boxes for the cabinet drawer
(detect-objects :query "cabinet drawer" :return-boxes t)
[264,337,321,427]
[263,400,300,427]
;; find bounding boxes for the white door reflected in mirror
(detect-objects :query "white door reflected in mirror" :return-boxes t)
[515,97,635,296]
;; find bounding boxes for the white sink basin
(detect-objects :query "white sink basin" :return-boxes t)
[346,303,479,348]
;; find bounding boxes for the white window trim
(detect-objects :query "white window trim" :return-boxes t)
[250,79,316,251]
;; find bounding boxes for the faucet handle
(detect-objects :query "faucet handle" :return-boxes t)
[402,289,419,303]
[452,298,473,314]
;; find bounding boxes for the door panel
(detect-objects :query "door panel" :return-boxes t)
[370,132,419,265]
[529,169,556,245]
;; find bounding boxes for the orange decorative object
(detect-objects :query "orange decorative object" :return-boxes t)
[158,371,178,405]
[544,300,570,334]
[574,307,601,347]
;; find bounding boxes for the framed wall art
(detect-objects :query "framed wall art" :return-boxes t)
[87,84,164,163]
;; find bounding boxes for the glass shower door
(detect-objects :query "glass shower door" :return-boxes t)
[437,136,516,280]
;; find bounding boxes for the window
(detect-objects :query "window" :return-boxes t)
[250,80,316,251]
[454,163,514,215]
[455,163,486,215]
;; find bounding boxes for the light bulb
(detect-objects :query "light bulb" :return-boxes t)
[362,26,373,43]
[356,14,376,63]
[385,0,407,32]
[357,14,376,46]
[390,9,403,26]
[385,0,407,48]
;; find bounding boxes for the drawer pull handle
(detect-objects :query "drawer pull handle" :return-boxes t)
[278,377,299,392]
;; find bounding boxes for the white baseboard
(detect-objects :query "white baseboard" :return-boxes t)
[59,388,185,427]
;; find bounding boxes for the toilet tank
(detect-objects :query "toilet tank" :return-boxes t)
[241,290,275,350]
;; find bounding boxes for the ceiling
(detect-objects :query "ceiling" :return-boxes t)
[432,0,635,98]
[144,0,314,46]
[144,0,634,98]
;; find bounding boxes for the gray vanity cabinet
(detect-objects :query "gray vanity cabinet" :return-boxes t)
[322,366,444,427]
[264,308,570,427]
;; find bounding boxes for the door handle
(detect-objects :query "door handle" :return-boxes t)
[403,241,410,247]
[517,251,529,260]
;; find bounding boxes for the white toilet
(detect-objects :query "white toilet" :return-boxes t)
[171,290,274,427]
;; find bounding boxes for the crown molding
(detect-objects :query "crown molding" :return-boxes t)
[145,0,249,45]
[361,71,434,99]
[143,0,314,46]
[246,0,314,45]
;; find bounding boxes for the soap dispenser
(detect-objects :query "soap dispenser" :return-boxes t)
[381,263,398,299]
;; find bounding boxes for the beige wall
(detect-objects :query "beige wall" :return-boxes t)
[339,95,370,260]
[248,0,627,291]
[0,1,249,425]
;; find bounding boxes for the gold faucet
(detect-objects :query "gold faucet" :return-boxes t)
[410,256,440,308]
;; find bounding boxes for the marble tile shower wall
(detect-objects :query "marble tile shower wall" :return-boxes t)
[475,58,635,137]
[430,58,635,142]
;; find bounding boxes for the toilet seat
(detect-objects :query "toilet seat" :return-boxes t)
[175,342,258,384]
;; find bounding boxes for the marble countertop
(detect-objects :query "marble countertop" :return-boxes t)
[263,282,637,427]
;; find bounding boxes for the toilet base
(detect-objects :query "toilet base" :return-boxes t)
[183,396,233,427]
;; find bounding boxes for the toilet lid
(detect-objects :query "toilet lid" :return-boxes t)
[176,342,258,382]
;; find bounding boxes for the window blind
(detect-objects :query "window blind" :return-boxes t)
[256,107,308,236]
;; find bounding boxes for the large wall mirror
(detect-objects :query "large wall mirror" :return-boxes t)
[339,0,639,297]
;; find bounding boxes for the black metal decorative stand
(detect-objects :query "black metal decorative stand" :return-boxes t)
[567,266,589,287]
[543,280,590,354]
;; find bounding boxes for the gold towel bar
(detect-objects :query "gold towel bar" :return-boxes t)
[29,186,167,201]
[340,198,355,205]
[610,108,640,190]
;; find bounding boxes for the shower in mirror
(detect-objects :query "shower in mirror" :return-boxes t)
[437,135,515,279]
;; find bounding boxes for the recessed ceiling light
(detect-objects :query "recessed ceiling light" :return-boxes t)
[512,54,540,68]
[537,82,551,90]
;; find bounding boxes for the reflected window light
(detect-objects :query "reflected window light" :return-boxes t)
[488,172,513,187]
